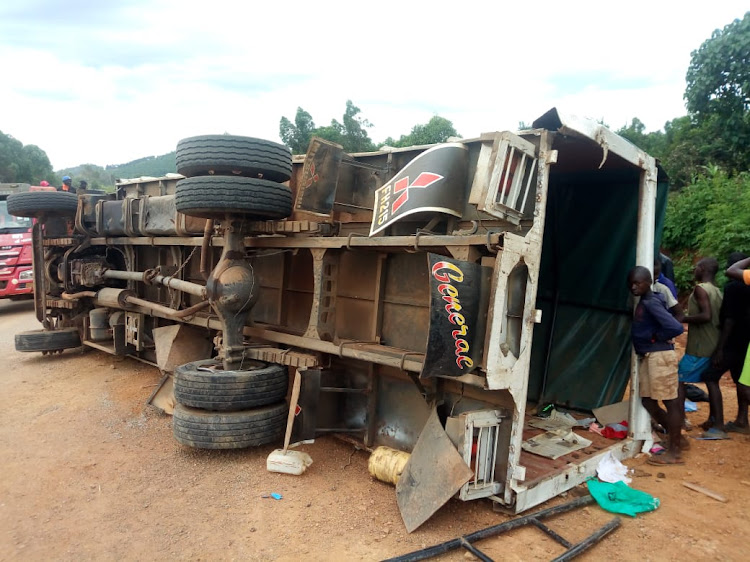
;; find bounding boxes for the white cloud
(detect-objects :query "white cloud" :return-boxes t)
[0,0,747,169]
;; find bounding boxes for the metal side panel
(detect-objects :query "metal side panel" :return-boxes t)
[509,438,640,513]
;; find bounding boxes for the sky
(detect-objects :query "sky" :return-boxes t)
[0,1,747,170]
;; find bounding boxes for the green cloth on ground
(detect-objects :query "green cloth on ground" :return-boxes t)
[586,478,660,517]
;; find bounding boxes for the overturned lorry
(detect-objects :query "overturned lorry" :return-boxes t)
[10,108,668,526]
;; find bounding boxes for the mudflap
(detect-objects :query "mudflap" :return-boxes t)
[153,324,213,372]
[396,408,474,533]
[147,372,176,415]
[149,324,214,415]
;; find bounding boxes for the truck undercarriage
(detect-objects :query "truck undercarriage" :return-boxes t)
[11,108,665,526]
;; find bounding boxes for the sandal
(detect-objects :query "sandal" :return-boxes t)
[647,454,684,466]
[696,427,730,440]
[724,421,750,435]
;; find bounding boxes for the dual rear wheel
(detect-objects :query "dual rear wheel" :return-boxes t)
[172,134,295,449]
[174,135,293,221]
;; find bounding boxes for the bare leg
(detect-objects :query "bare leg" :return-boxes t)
[662,398,684,460]
[705,380,724,430]
[678,383,692,429]
[736,383,750,427]
[641,397,668,428]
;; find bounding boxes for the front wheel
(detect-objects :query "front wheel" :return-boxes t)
[15,328,81,353]
[7,191,78,218]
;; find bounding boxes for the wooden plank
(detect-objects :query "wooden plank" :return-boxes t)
[681,481,727,503]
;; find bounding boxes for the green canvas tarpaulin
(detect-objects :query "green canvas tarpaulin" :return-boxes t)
[527,168,669,411]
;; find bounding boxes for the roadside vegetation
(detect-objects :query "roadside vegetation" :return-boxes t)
[617,13,749,292]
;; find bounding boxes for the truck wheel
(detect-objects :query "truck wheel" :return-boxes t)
[15,328,81,352]
[175,176,292,220]
[176,135,292,183]
[172,402,287,449]
[174,359,288,411]
[7,191,78,218]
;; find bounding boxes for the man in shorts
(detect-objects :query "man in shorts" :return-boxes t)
[628,266,685,465]
[678,258,724,437]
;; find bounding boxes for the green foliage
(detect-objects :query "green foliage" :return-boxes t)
[0,130,56,184]
[380,116,459,148]
[340,100,375,153]
[617,118,667,158]
[279,107,316,154]
[58,153,177,192]
[658,116,704,189]
[106,152,176,179]
[279,101,376,154]
[662,169,750,292]
[281,103,459,154]
[685,12,750,172]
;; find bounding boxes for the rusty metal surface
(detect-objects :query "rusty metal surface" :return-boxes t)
[153,324,213,373]
[243,346,321,368]
[42,238,77,247]
[147,373,176,415]
[139,195,181,236]
[245,220,328,234]
[396,408,474,533]
[44,298,79,309]
[89,232,505,250]
[303,249,338,341]
[295,137,344,215]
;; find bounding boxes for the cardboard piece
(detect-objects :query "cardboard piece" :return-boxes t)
[593,400,630,427]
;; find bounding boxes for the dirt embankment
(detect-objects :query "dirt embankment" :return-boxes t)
[1,300,749,561]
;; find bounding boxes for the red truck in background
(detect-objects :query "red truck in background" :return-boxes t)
[0,183,51,299]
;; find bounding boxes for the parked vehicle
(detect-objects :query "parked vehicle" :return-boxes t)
[0,183,49,300]
[10,108,668,524]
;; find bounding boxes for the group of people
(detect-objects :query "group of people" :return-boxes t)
[628,253,750,466]
[39,176,88,193]
[59,176,88,193]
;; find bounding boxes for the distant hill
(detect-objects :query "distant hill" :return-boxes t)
[106,152,176,179]
[57,152,177,191]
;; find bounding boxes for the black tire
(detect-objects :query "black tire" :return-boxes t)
[15,328,81,352]
[175,176,292,220]
[172,402,287,449]
[174,359,288,411]
[7,191,78,218]
[176,135,292,183]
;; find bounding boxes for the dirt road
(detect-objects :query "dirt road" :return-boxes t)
[1,299,749,561]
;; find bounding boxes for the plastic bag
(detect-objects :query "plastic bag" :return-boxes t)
[587,478,659,517]
[596,451,631,484]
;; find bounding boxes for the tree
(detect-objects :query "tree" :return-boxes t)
[279,102,376,153]
[685,12,750,172]
[279,107,316,154]
[381,116,459,148]
[312,121,344,147]
[617,118,665,156]
[338,100,376,153]
[0,130,55,184]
